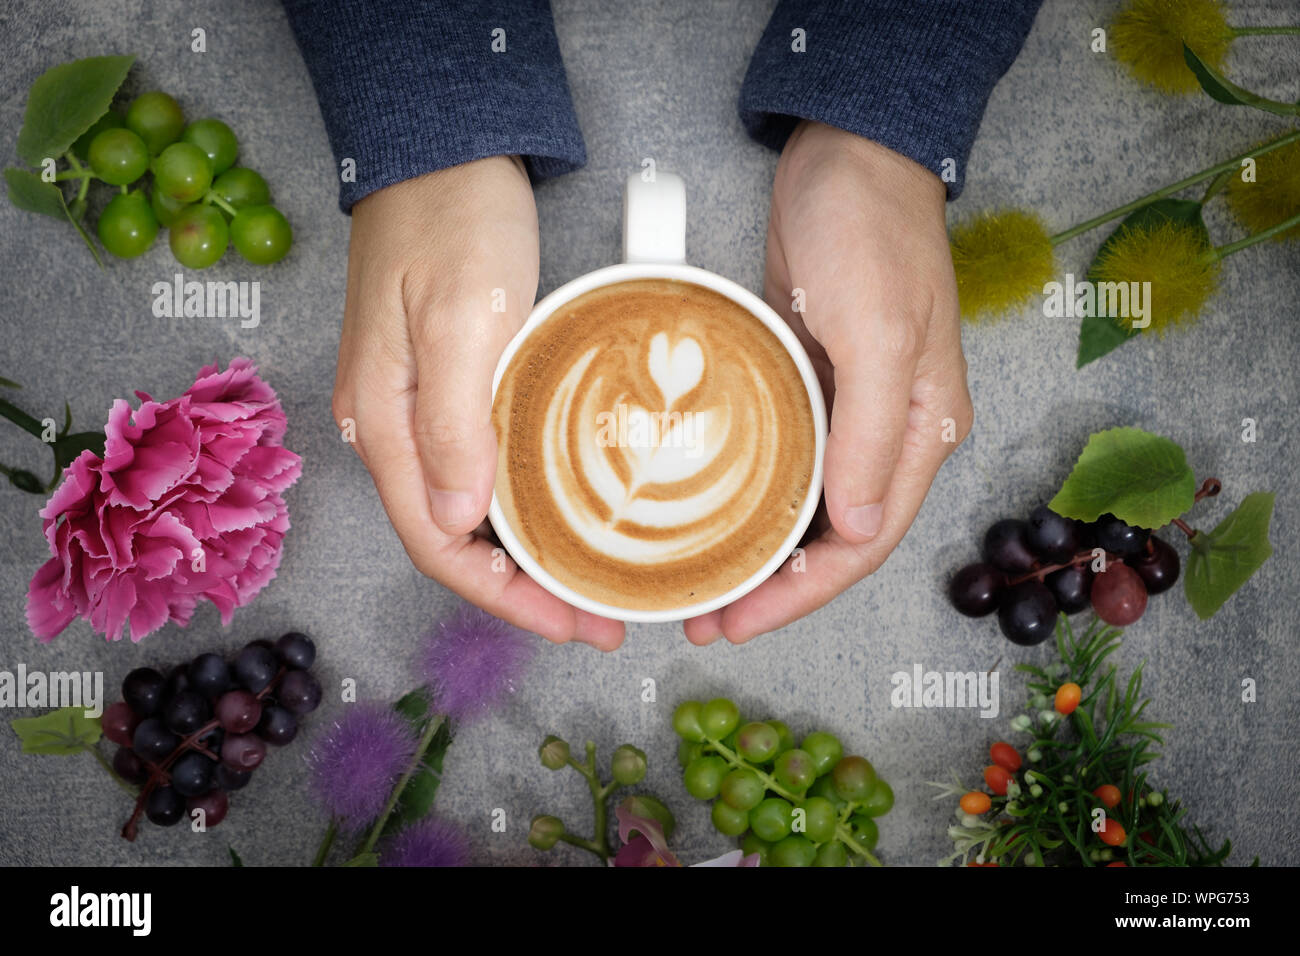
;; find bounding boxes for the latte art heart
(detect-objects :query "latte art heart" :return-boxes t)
[492,279,816,612]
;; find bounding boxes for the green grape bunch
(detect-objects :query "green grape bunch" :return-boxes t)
[5,55,292,269]
[673,698,894,867]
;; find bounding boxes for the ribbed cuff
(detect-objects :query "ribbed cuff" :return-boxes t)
[739,0,1042,199]
[282,0,586,212]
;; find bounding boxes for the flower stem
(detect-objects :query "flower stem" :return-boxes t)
[359,713,445,856]
[0,397,45,439]
[1209,209,1300,260]
[1230,26,1300,36]
[1200,168,1234,203]
[86,743,137,796]
[1049,129,1300,246]
[311,818,338,866]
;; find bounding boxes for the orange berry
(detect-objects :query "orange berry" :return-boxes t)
[1055,682,1082,715]
[1106,861,1128,867]
[1098,817,1127,847]
[960,791,992,815]
[990,741,1021,771]
[1093,784,1121,809]
[984,765,1013,796]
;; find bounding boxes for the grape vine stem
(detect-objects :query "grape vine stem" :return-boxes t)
[359,712,446,856]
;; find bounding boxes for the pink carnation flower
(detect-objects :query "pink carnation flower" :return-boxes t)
[26,357,301,642]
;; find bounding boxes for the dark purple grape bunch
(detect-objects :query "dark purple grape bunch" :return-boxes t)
[948,507,1180,644]
[101,632,322,840]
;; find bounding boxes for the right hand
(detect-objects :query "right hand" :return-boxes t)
[333,156,625,650]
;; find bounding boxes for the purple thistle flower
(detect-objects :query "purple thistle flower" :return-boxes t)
[378,818,472,867]
[418,603,536,723]
[307,701,418,831]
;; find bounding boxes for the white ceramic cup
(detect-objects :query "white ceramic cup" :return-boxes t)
[487,172,828,623]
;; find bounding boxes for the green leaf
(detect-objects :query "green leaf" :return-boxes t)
[0,377,21,389]
[1183,44,1300,116]
[52,430,105,473]
[621,794,676,840]
[16,55,136,166]
[1048,427,1195,528]
[388,721,453,831]
[342,852,379,867]
[1077,199,1209,368]
[5,167,66,218]
[10,706,101,755]
[229,846,244,867]
[1184,492,1275,619]
[393,689,431,728]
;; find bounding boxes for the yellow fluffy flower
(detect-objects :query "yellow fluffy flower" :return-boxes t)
[1091,221,1221,334]
[1225,139,1300,241]
[1110,0,1232,95]
[949,209,1056,323]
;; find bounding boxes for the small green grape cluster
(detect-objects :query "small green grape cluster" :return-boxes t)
[69,91,291,266]
[673,698,894,867]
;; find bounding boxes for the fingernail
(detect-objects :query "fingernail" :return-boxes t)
[844,503,883,539]
[429,489,477,530]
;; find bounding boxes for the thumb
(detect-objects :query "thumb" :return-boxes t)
[821,316,924,544]
[411,293,520,535]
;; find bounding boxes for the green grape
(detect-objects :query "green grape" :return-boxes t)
[774,748,818,791]
[749,797,795,842]
[677,739,704,768]
[682,756,727,800]
[230,205,292,265]
[72,109,125,160]
[181,118,238,175]
[797,795,838,843]
[168,204,228,269]
[850,813,879,851]
[149,188,192,227]
[126,91,185,154]
[861,777,894,817]
[211,167,270,213]
[813,841,848,867]
[153,142,213,202]
[808,772,845,807]
[719,768,765,811]
[711,799,749,837]
[97,192,158,258]
[735,721,779,763]
[770,834,816,867]
[87,128,150,186]
[672,701,705,742]
[801,731,844,776]
[764,719,795,755]
[699,698,740,740]
[740,832,771,866]
[832,755,877,802]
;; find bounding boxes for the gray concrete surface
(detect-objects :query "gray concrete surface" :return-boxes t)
[0,0,1296,867]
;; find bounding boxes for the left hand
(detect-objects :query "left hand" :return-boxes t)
[684,120,974,644]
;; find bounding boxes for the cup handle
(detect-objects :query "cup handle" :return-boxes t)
[622,171,686,264]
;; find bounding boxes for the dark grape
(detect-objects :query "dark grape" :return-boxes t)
[163,690,210,736]
[215,764,252,791]
[1046,564,1093,614]
[101,701,139,747]
[274,631,316,670]
[215,690,262,733]
[1026,505,1080,563]
[234,644,277,692]
[163,665,192,700]
[170,751,215,797]
[982,519,1037,572]
[132,717,180,762]
[187,789,229,828]
[256,705,298,745]
[112,747,148,785]
[1092,514,1150,557]
[948,562,1005,617]
[278,670,321,715]
[122,667,166,717]
[997,581,1058,645]
[188,653,231,698]
[145,785,185,827]
[1129,536,1180,595]
[221,733,267,771]
[1090,564,1148,626]
[197,726,224,754]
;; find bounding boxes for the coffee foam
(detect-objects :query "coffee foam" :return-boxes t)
[492,279,816,611]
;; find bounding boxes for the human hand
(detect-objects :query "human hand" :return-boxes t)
[333,156,625,650]
[685,121,973,644]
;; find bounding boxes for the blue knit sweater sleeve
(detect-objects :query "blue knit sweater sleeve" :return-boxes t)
[280,0,586,212]
[739,0,1042,199]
